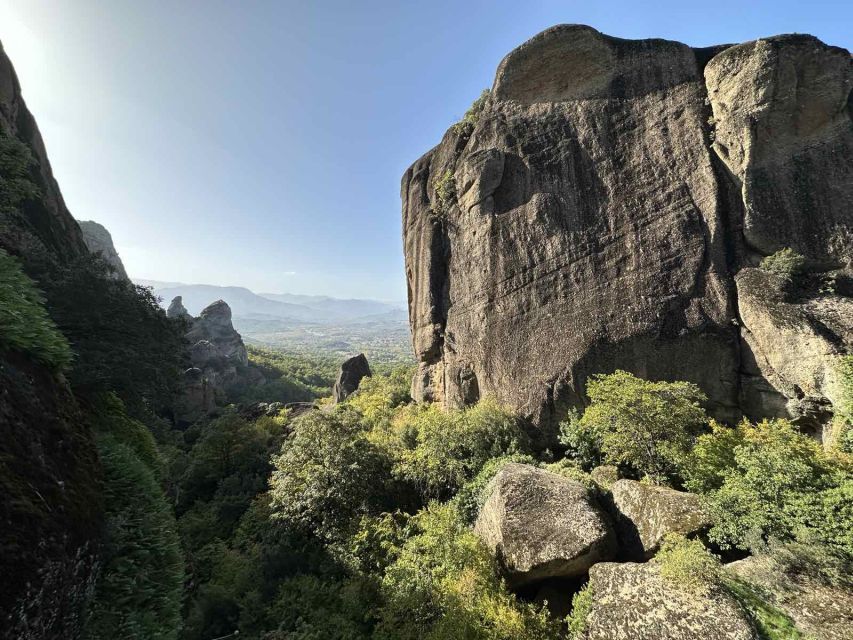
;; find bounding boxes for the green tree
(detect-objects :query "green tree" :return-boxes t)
[269,406,394,541]
[576,370,707,483]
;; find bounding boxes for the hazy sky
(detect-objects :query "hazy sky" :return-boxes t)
[0,1,850,298]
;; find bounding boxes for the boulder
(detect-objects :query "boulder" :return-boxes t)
[610,479,711,559]
[333,353,372,402]
[77,220,129,279]
[402,25,852,438]
[582,562,755,640]
[726,553,853,640]
[474,463,615,586]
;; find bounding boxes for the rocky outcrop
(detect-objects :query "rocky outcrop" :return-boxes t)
[77,220,128,279]
[474,463,616,586]
[174,298,263,423]
[402,25,852,438]
[727,552,853,640]
[582,562,755,640]
[333,353,371,402]
[609,480,711,560]
[166,295,190,320]
[0,42,88,263]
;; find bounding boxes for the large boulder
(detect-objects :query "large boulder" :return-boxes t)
[582,562,755,640]
[402,25,852,438]
[726,552,853,640]
[77,220,129,279]
[610,479,711,559]
[333,353,372,402]
[166,295,190,320]
[474,463,616,586]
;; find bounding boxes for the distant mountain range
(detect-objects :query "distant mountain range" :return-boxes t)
[136,279,406,324]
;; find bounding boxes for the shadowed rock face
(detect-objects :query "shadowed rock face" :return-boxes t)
[333,353,372,403]
[402,25,852,438]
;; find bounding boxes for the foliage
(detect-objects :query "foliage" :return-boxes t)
[759,248,806,281]
[566,583,593,640]
[558,408,602,470]
[0,249,72,370]
[394,398,531,500]
[347,365,413,430]
[375,502,559,640]
[544,458,596,490]
[452,89,490,135]
[270,406,394,541]
[239,347,337,404]
[720,577,802,640]
[576,370,707,483]
[831,355,853,454]
[33,253,187,409]
[0,131,40,213]
[655,534,721,596]
[433,169,456,217]
[89,393,161,474]
[85,435,184,640]
[685,419,852,553]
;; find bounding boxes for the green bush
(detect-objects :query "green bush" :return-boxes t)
[759,248,806,281]
[433,169,456,217]
[0,249,72,370]
[394,398,531,500]
[84,436,184,640]
[831,355,853,454]
[558,408,602,470]
[655,534,721,596]
[576,370,707,483]
[452,89,490,135]
[685,419,851,553]
[375,502,559,640]
[347,365,413,431]
[269,406,394,541]
[720,577,802,640]
[0,131,40,213]
[566,583,593,640]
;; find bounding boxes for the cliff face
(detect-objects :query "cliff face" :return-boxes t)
[403,26,852,439]
[0,42,87,263]
[77,220,129,279]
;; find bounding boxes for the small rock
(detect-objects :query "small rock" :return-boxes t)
[474,463,616,586]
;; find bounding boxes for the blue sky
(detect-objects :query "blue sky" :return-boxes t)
[1,0,850,299]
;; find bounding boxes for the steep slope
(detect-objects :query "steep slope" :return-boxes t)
[77,220,129,279]
[403,26,852,438]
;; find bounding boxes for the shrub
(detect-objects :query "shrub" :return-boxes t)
[0,131,40,213]
[269,406,394,541]
[655,534,721,596]
[831,355,853,454]
[394,398,531,500]
[375,502,559,640]
[89,393,161,474]
[558,408,603,470]
[685,419,851,553]
[544,458,597,490]
[452,89,490,135]
[347,365,413,431]
[433,169,456,217]
[566,583,593,640]
[578,371,707,483]
[0,249,72,370]
[759,248,806,281]
[84,436,184,640]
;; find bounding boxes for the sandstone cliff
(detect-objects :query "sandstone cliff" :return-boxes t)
[403,25,852,439]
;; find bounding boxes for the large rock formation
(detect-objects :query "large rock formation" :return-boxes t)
[582,562,755,640]
[0,42,88,263]
[333,353,372,402]
[173,298,263,423]
[402,25,852,438]
[474,463,616,586]
[77,220,128,279]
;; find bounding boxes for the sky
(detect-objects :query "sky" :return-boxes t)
[0,1,850,299]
